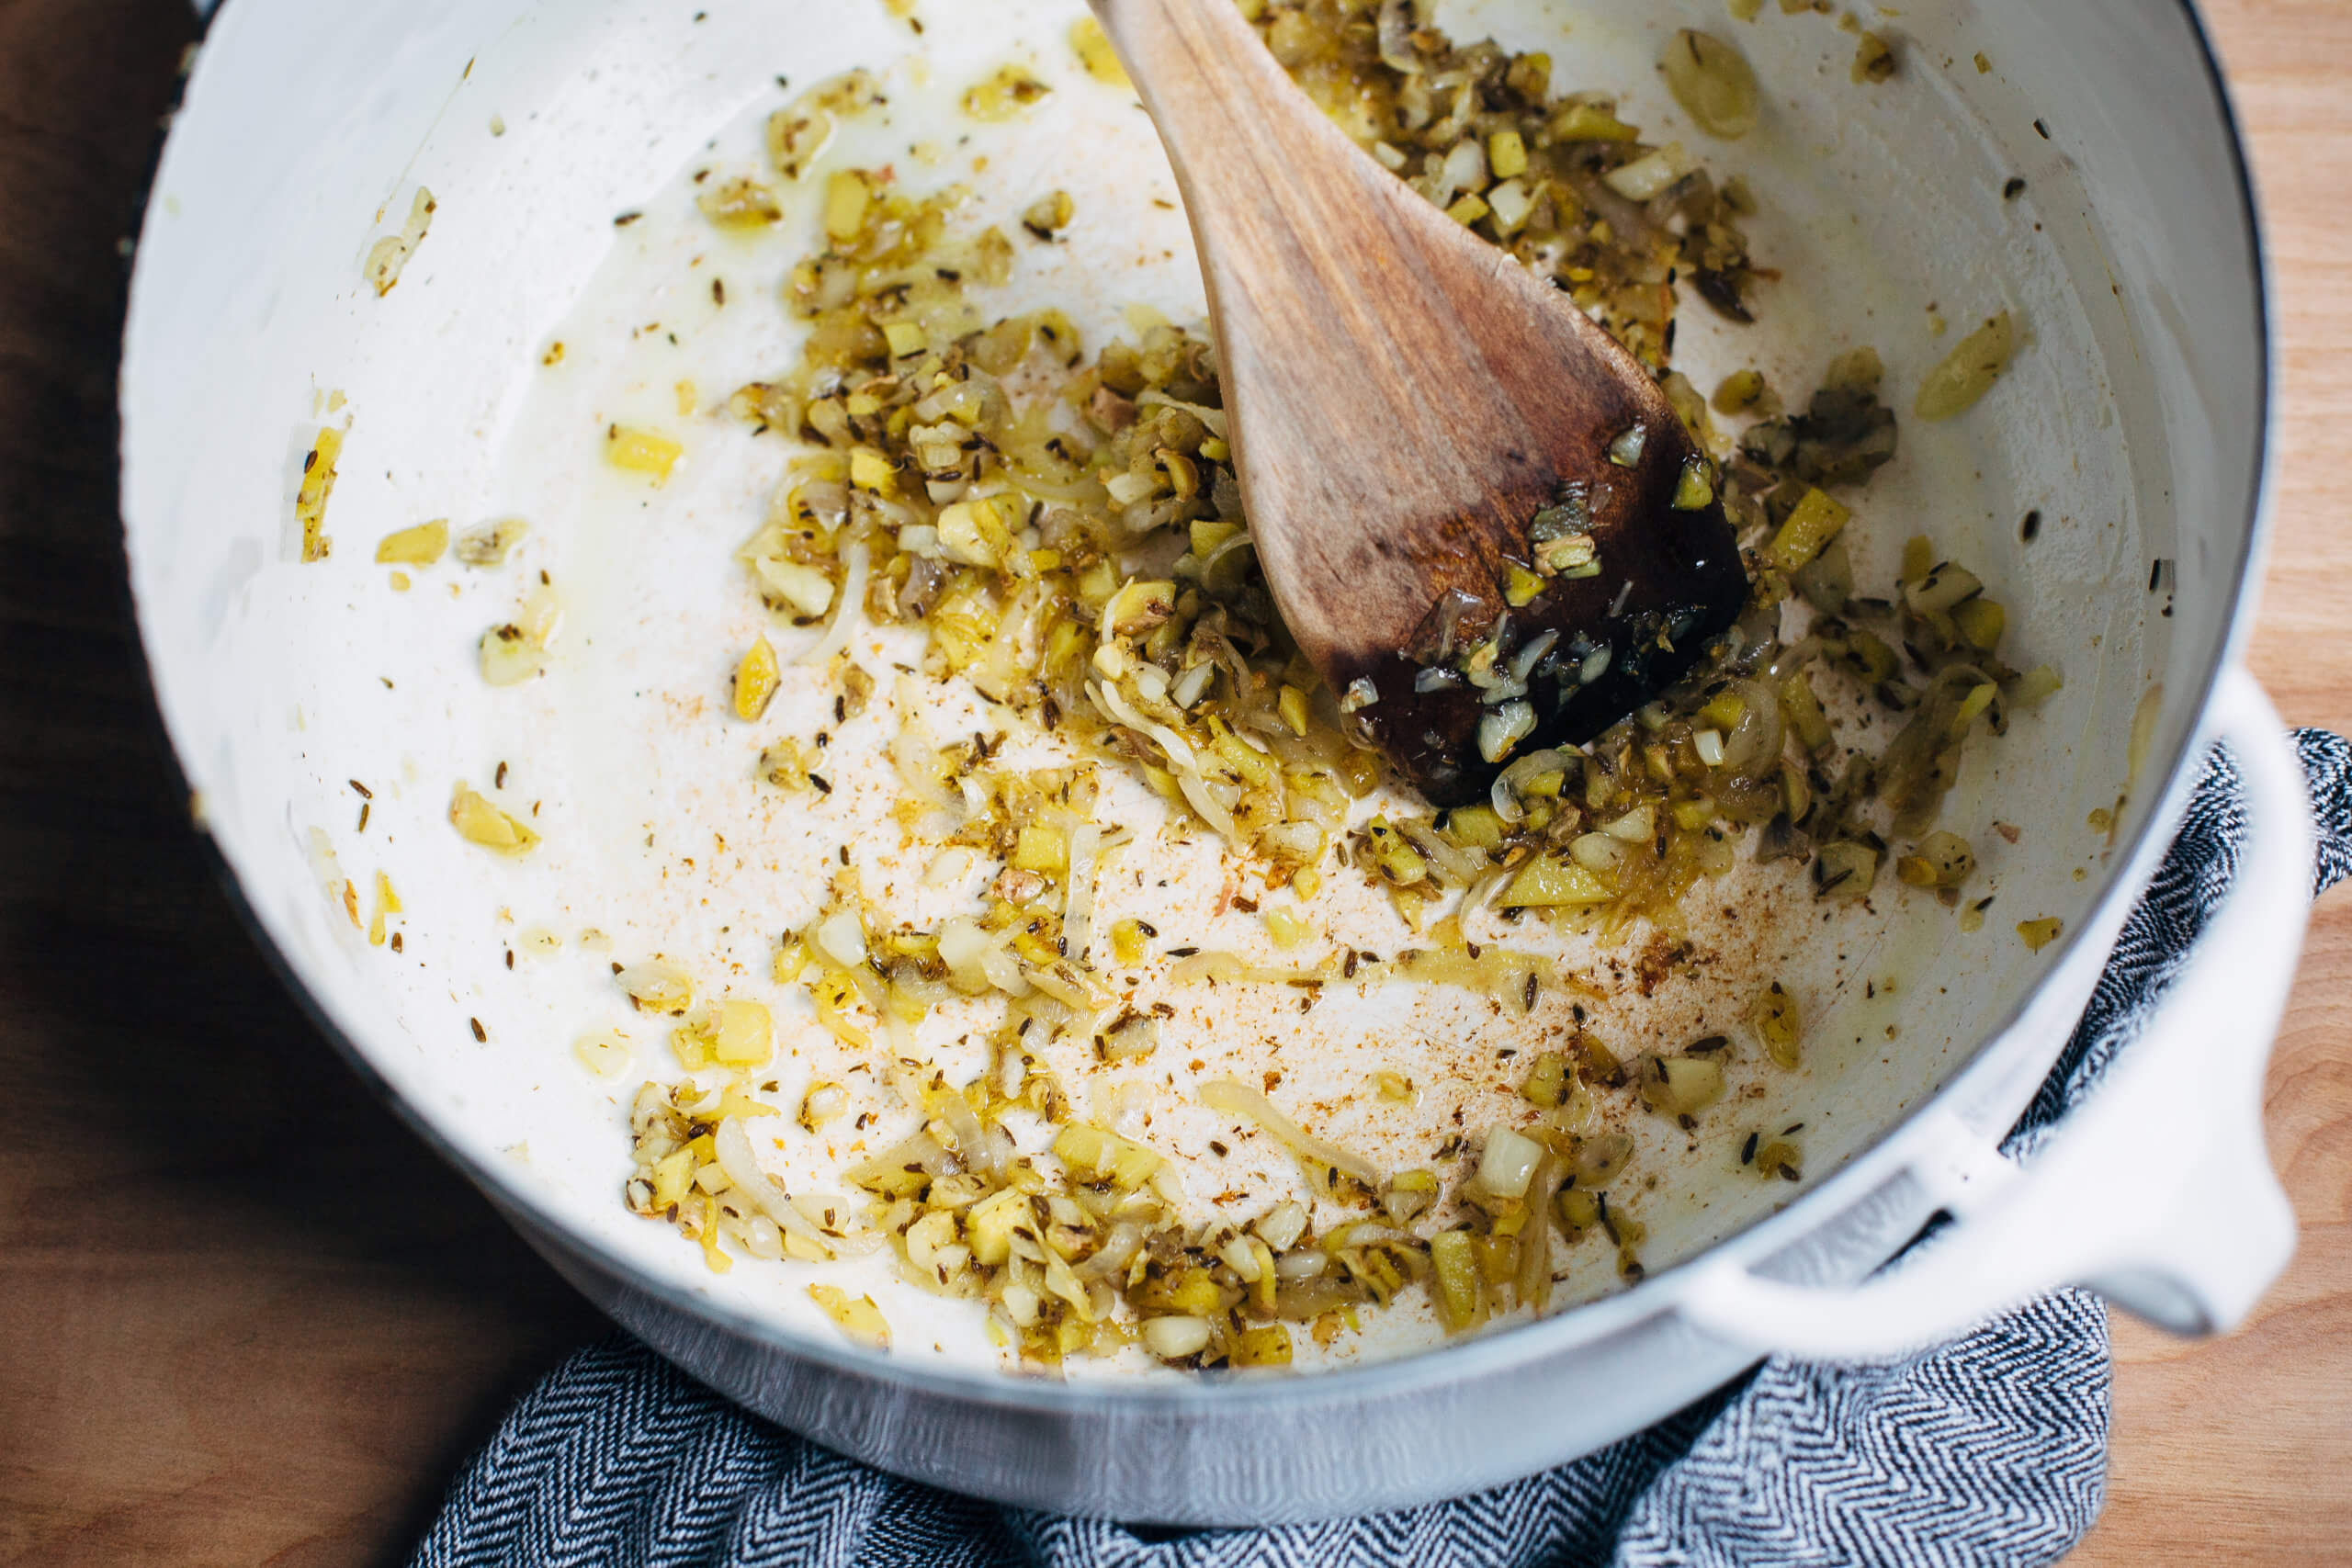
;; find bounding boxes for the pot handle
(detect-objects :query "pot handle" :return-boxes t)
[1679,665,2310,1359]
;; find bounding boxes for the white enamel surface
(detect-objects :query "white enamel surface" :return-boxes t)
[1681,668,2304,1356]
[123,0,2290,1518]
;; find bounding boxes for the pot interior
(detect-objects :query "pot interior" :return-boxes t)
[123,0,2255,1382]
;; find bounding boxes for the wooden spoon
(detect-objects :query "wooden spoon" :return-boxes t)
[1091,0,1749,805]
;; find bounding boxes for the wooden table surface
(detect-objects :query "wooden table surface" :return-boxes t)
[0,1,2344,1562]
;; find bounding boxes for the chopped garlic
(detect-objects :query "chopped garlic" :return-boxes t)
[448,783,537,854]
[455,517,529,566]
[962,64,1050,121]
[1069,17,1130,87]
[574,1032,633,1077]
[294,424,345,562]
[2017,917,2064,953]
[375,519,447,566]
[605,425,684,482]
[807,1285,890,1349]
[616,960,694,1015]
[363,186,436,296]
[734,637,780,720]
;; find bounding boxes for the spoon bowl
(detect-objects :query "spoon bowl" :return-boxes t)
[1091,0,1750,802]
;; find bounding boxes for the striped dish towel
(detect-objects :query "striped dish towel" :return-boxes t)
[413,730,2352,1567]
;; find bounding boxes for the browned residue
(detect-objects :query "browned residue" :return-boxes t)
[1634,934,1676,997]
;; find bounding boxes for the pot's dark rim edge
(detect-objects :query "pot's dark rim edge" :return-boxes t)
[110,0,2278,1434]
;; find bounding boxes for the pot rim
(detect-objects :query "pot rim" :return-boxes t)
[117,0,2272,1419]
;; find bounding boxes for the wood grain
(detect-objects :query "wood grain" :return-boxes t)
[2070,0,2352,1559]
[1099,0,1746,803]
[0,5,603,1567]
[0,0,2341,1563]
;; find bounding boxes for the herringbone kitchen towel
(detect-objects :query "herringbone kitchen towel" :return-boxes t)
[414,730,2352,1568]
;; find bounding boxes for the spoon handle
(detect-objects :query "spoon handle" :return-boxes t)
[1088,0,1648,644]
[1089,0,1527,596]
[1085,0,1441,406]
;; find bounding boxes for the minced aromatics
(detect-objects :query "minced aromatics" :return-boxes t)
[595,4,2057,1370]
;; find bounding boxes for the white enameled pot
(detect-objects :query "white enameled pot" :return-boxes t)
[122,0,2305,1523]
